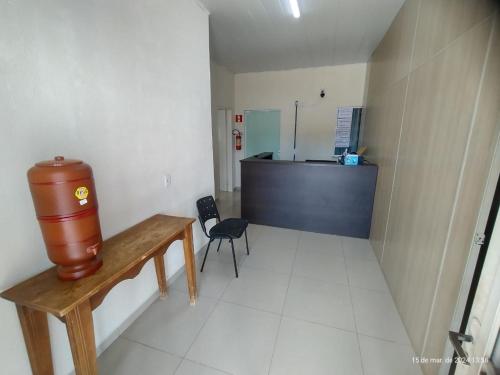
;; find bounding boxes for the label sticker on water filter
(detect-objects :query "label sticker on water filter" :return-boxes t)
[74,186,89,200]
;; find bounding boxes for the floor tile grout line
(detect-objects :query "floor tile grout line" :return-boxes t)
[219,299,283,317]
[170,287,382,338]
[344,239,416,366]
[121,336,231,374]
[357,332,415,347]
[121,303,411,358]
[174,222,260,375]
[342,237,366,375]
[132,206,256,375]
[177,358,234,375]
[286,270,351,288]
[266,230,302,375]
[239,262,294,276]
[117,192,390,373]
[121,336,184,358]
[176,239,256,374]
[349,284,392,294]
[266,313,412,347]
[278,314,358,336]
[113,199,267,374]
[160,233,397,344]
[266,313,285,375]
[115,279,228,374]
[172,217,265,374]
[195,252,387,294]
[171,349,185,374]
[117,212,403,374]
[221,192,418,371]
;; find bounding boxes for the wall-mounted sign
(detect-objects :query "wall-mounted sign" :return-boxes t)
[235,114,244,123]
[335,107,353,149]
[333,106,363,155]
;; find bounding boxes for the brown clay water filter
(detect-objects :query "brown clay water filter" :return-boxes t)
[27,156,103,280]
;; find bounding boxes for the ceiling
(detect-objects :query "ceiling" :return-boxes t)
[199,0,406,73]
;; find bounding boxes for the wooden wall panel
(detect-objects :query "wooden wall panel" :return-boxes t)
[382,18,492,352]
[367,0,419,97]
[364,78,408,259]
[412,0,497,69]
[363,0,419,259]
[421,14,500,373]
[362,0,499,372]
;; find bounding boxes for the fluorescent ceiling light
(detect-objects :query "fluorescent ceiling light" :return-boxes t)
[289,0,301,18]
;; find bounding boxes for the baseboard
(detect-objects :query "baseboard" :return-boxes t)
[94,252,198,357]
[95,289,160,357]
[67,245,207,374]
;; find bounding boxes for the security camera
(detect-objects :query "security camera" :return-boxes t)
[320,89,326,98]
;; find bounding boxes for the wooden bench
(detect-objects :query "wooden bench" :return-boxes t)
[1,214,197,375]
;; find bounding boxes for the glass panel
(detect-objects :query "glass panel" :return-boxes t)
[244,110,281,159]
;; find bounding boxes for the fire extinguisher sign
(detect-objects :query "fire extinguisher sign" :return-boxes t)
[235,114,243,123]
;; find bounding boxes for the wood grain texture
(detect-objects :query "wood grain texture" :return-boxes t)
[421,12,500,372]
[1,215,195,317]
[382,18,492,352]
[16,305,54,375]
[154,254,168,299]
[3,215,197,375]
[367,0,419,97]
[65,300,96,375]
[182,223,197,305]
[362,0,498,373]
[363,78,408,259]
[412,0,497,69]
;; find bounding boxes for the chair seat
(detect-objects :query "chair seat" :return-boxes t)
[209,218,248,239]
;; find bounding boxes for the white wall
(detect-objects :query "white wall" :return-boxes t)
[211,62,235,111]
[234,63,367,186]
[0,1,213,374]
[210,62,235,193]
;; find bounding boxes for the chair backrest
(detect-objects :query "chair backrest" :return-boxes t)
[196,196,220,237]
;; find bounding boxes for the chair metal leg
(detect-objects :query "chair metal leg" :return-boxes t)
[229,239,238,278]
[216,238,222,253]
[200,239,212,273]
[244,229,250,255]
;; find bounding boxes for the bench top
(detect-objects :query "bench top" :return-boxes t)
[1,214,195,317]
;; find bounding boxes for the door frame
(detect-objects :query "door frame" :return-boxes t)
[216,108,233,193]
[442,131,500,374]
[455,190,500,374]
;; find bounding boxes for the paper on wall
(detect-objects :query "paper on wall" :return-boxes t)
[334,107,353,149]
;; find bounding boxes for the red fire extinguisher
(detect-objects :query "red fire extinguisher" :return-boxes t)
[232,129,242,151]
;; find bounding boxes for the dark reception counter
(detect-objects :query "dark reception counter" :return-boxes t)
[240,154,378,238]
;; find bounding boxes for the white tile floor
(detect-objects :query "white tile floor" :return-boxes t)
[98,192,423,375]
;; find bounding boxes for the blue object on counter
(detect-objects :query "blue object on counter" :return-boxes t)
[345,154,363,165]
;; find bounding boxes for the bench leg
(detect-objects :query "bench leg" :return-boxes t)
[154,254,168,299]
[65,300,97,375]
[183,224,197,305]
[16,305,54,375]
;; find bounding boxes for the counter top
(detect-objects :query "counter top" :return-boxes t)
[241,153,375,167]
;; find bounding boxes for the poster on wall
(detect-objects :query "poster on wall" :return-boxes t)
[334,106,353,149]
